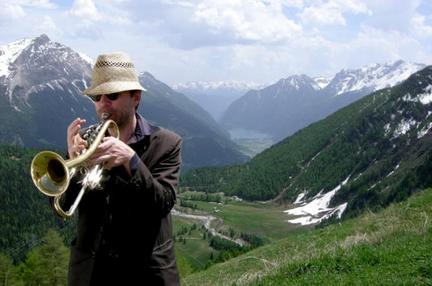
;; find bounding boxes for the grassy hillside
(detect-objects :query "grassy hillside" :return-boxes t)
[182,188,432,285]
[172,193,297,276]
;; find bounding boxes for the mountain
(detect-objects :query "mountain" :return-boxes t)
[138,73,248,168]
[0,34,247,168]
[0,34,95,147]
[182,66,432,222]
[221,74,326,141]
[221,61,426,141]
[172,80,262,121]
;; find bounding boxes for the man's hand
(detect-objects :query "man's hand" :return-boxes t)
[89,136,136,174]
[67,118,87,159]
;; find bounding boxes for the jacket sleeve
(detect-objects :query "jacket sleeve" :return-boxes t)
[128,136,182,217]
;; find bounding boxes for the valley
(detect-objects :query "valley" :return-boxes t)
[172,192,300,276]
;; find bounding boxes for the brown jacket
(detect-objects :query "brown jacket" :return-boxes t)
[61,115,181,286]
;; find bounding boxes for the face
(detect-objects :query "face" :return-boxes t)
[92,91,140,128]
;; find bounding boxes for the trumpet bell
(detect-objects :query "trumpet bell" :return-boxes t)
[30,117,119,219]
[31,151,70,197]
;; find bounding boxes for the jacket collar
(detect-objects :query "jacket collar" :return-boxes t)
[127,113,159,144]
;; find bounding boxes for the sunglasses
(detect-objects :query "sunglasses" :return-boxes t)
[89,93,120,102]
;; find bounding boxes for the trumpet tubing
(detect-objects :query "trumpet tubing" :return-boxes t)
[30,117,119,219]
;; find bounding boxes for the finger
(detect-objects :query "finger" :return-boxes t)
[68,118,86,134]
[73,134,87,146]
[97,137,116,152]
[102,136,117,144]
[75,142,87,153]
[93,154,111,167]
[67,118,86,146]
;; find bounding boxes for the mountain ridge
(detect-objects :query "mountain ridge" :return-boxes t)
[221,60,426,141]
[0,34,247,168]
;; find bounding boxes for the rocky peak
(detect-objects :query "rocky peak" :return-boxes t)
[32,34,50,46]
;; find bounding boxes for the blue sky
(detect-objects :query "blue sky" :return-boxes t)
[1,0,431,85]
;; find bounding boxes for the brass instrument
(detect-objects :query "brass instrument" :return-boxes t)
[30,113,119,219]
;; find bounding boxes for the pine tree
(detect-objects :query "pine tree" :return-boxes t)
[16,229,69,286]
[0,254,15,286]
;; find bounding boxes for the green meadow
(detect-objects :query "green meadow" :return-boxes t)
[181,188,432,285]
[173,195,300,276]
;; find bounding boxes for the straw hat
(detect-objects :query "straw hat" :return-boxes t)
[83,52,145,96]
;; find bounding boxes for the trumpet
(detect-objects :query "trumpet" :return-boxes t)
[30,113,119,219]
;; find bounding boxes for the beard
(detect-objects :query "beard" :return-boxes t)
[97,107,134,129]
[112,109,134,129]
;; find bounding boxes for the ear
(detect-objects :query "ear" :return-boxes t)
[133,90,141,108]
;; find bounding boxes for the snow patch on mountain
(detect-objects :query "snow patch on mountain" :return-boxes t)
[418,121,432,139]
[402,85,432,106]
[78,52,93,66]
[393,118,418,138]
[284,176,350,225]
[418,85,432,105]
[313,76,330,89]
[0,37,33,78]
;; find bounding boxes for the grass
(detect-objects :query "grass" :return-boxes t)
[173,216,218,277]
[189,200,299,241]
[173,199,298,277]
[181,188,432,285]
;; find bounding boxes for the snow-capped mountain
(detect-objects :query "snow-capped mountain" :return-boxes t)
[172,80,263,121]
[221,60,426,142]
[173,80,262,93]
[0,34,247,168]
[274,74,322,92]
[326,60,425,96]
[0,34,92,113]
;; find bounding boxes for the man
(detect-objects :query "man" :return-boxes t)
[62,52,181,285]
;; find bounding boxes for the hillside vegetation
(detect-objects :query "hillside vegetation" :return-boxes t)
[182,66,432,218]
[183,188,432,285]
[0,145,74,261]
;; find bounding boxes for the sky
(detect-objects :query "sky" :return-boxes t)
[1,0,432,85]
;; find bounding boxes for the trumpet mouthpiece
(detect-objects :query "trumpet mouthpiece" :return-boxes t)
[102,113,110,120]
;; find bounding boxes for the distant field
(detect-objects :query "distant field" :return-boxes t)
[192,200,300,240]
[173,196,302,278]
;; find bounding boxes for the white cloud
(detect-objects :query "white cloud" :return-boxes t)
[0,3,26,19]
[281,0,305,9]
[412,14,432,38]
[20,0,56,9]
[0,0,430,85]
[34,16,60,35]
[69,0,132,25]
[332,25,428,69]
[299,0,371,26]
[70,0,102,21]
[191,0,302,43]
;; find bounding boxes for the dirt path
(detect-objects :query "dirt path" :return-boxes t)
[172,209,246,246]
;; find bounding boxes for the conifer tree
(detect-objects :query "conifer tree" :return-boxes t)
[17,230,69,286]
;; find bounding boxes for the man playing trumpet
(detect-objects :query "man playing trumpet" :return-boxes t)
[63,52,181,285]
